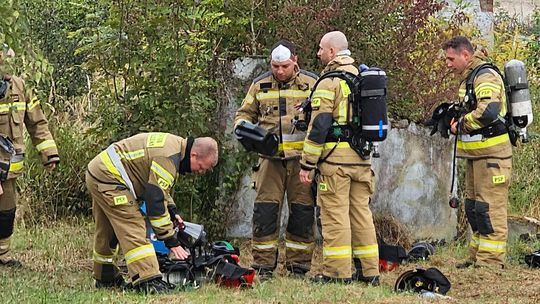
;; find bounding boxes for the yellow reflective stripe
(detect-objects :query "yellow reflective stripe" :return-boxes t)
[27,97,40,111]
[339,80,351,97]
[303,142,323,156]
[323,246,352,259]
[125,244,156,265]
[352,244,378,258]
[99,150,126,185]
[337,98,347,124]
[9,160,24,172]
[312,89,335,100]
[93,250,114,264]
[150,161,174,186]
[478,238,506,253]
[323,142,351,149]
[119,149,145,160]
[0,102,26,113]
[36,139,57,152]
[469,234,479,249]
[256,91,279,100]
[457,133,509,150]
[150,215,172,228]
[280,90,311,99]
[285,239,313,251]
[279,141,304,151]
[475,82,501,93]
[255,89,311,101]
[243,93,254,105]
[146,133,168,148]
[253,240,278,250]
[464,113,483,130]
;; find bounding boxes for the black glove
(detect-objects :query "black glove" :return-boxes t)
[429,103,454,138]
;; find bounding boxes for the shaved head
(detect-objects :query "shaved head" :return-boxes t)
[317,31,350,66]
[190,137,218,173]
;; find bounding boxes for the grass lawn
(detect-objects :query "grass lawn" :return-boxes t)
[1,219,540,304]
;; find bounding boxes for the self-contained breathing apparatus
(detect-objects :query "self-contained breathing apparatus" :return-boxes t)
[140,203,255,289]
[430,59,534,209]
[296,65,389,160]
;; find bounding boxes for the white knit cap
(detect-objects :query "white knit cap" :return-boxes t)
[271,44,292,62]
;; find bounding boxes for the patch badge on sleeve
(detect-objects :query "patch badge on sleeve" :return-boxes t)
[492,175,506,184]
[113,195,129,205]
[147,133,168,148]
[319,182,328,192]
[311,98,321,110]
[477,89,492,99]
[157,178,170,190]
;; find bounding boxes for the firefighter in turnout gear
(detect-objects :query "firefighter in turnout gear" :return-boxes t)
[85,133,218,293]
[0,47,59,268]
[299,31,379,285]
[444,36,512,268]
[234,40,318,279]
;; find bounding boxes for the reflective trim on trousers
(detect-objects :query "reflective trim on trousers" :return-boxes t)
[125,244,156,265]
[352,244,378,258]
[93,250,114,264]
[323,245,352,259]
[478,238,506,253]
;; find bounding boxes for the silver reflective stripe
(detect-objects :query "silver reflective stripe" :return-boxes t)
[459,134,484,142]
[361,70,386,77]
[362,125,389,130]
[285,242,310,250]
[282,133,305,142]
[106,145,136,197]
[253,243,276,250]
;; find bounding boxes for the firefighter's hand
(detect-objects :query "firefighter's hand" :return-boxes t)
[299,169,312,184]
[450,118,458,135]
[174,214,185,230]
[170,245,190,260]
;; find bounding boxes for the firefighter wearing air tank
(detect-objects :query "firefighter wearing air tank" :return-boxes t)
[443,36,512,268]
[299,31,380,284]
[0,47,59,268]
[85,133,218,292]
[234,41,318,278]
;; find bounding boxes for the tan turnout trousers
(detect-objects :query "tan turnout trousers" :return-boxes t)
[251,157,315,272]
[465,158,512,267]
[317,163,379,279]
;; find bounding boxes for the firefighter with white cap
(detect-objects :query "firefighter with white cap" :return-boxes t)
[234,40,318,279]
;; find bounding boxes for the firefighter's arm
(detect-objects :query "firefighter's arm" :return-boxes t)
[461,72,504,133]
[143,156,179,246]
[300,79,336,171]
[24,91,59,167]
[234,83,260,127]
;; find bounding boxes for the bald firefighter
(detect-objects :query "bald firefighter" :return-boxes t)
[444,36,512,268]
[86,133,218,293]
[0,47,59,268]
[299,31,379,285]
[234,40,318,279]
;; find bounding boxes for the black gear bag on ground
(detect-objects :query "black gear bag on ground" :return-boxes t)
[395,267,451,295]
[524,250,540,268]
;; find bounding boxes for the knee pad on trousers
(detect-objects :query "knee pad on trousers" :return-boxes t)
[0,208,16,239]
[475,201,494,235]
[253,202,279,238]
[287,203,314,239]
[464,199,477,232]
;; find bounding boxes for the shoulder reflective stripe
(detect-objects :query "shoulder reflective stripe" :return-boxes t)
[252,240,278,250]
[464,113,483,130]
[353,244,379,258]
[475,83,501,92]
[119,149,145,160]
[279,141,304,151]
[256,91,280,100]
[243,93,254,105]
[150,214,172,228]
[339,80,351,97]
[36,139,57,152]
[125,244,156,265]
[337,97,347,124]
[8,160,24,172]
[478,238,506,253]
[323,245,352,259]
[146,133,168,148]
[285,239,313,251]
[303,142,323,156]
[362,124,389,131]
[27,97,40,111]
[93,250,114,264]
[457,133,509,150]
[312,89,335,100]
[99,150,127,186]
[151,161,174,186]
